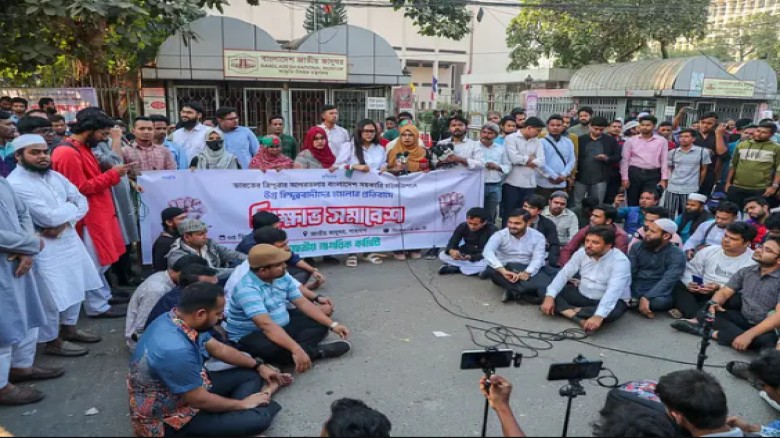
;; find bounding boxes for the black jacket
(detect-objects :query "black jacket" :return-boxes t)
[152,232,177,272]
[445,222,498,262]
[530,215,560,266]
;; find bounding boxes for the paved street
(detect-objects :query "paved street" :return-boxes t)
[1,258,775,437]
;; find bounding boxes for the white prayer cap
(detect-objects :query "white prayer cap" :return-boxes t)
[637,112,651,119]
[11,134,47,153]
[688,193,708,204]
[654,218,678,235]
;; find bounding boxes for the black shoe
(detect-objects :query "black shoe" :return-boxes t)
[89,306,127,319]
[478,270,490,280]
[438,265,460,275]
[628,298,639,309]
[424,247,439,260]
[501,289,515,303]
[314,341,351,360]
[671,320,704,336]
[518,294,543,305]
[726,361,761,389]
[108,295,131,305]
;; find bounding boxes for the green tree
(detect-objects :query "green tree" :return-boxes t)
[711,14,780,72]
[390,0,471,40]
[504,0,709,70]
[303,0,348,33]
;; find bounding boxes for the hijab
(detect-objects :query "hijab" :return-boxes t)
[302,126,336,168]
[197,128,239,169]
[249,135,294,170]
[387,124,426,172]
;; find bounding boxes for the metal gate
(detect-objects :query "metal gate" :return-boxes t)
[536,97,575,121]
[174,86,219,119]
[332,90,366,134]
[243,88,283,133]
[290,89,327,143]
[580,97,619,121]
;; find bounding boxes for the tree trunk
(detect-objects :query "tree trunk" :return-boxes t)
[660,41,669,59]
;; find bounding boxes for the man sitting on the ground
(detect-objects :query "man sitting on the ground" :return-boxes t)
[628,219,686,319]
[744,196,770,245]
[558,204,629,266]
[226,245,351,374]
[167,218,246,281]
[613,189,659,235]
[523,194,561,267]
[726,351,780,436]
[670,222,756,320]
[128,282,292,437]
[627,206,683,250]
[541,226,631,333]
[483,208,550,304]
[321,398,393,438]
[676,193,712,243]
[673,236,780,351]
[144,264,220,332]
[151,207,187,272]
[438,207,497,276]
[235,211,280,254]
[683,201,741,260]
[224,228,333,316]
[542,191,579,246]
[125,255,206,349]
[656,370,744,437]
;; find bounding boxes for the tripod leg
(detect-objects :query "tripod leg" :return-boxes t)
[562,395,573,437]
[481,397,490,437]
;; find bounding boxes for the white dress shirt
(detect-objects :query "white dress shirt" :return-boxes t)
[172,123,208,162]
[438,138,485,170]
[482,228,547,276]
[479,141,511,183]
[546,247,631,318]
[348,144,387,171]
[503,132,546,188]
[319,123,351,156]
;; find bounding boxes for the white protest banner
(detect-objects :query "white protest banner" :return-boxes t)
[139,169,484,264]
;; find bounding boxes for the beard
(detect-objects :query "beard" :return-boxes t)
[180,119,198,130]
[20,160,50,174]
[643,236,664,250]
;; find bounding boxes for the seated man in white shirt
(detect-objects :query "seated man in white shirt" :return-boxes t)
[670,222,756,320]
[483,208,551,304]
[682,201,740,260]
[540,225,631,332]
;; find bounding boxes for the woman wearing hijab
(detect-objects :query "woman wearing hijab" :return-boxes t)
[385,124,429,260]
[249,135,294,171]
[190,128,240,169]
[294,126,336,169]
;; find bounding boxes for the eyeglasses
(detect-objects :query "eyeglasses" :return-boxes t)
[757,244,780,256]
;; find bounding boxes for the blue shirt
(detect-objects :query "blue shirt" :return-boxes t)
[538,135,576,189]
[163,140,190,170]
[130,311,211,395]
[220,126,260,169]
[618,207,645,235]
[226,271,303,341]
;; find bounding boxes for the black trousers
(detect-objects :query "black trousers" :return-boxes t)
[604,168,622,204]
[167,369,282,437]
[554,285,628,323]
[237,310,328,365]
[501,185,535,228]
[726,186,765,210]
[287,265,311,285]
[627,166,661,206]
[486,263,552,298]
[672,282,714,319]
[705,295,779,350]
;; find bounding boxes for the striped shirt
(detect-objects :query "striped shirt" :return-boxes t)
[225,271,303,342]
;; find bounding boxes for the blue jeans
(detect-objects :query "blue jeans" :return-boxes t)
[484,183,502,224]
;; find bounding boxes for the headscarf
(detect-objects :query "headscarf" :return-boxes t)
[249,135,294,170]
[197,128,239,169]
[387,124,426,172]
[301,126,336,168]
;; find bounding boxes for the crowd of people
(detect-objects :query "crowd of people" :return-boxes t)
[1,94,780,437]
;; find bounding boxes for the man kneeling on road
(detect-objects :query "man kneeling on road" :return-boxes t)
[438,207,497,276]
[483,208,550,304]
[541,226,631,332]
[128,282,292,437]
[226,245,351,373]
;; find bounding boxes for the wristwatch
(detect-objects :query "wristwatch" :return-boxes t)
[329,321,339,331]
[311,294,321,303]
[252,358,264,372]
[773,183,779,189]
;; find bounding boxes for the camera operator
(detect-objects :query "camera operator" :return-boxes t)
[478,374,526,437]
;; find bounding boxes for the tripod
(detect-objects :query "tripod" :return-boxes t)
[697,313,715,370]
[559,379,586,437]
[480,366,494,438]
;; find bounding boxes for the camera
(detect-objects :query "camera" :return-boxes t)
[460,348,522,371]
[430,142,457,169]
[547,355,603,381]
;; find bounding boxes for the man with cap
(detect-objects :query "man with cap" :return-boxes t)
[542,191,579,245]
[166,219,247,281]
[226,244,352,373]
[675,193,712,243]
[627,218,687,318]
[152,207,188,272]
[7,134,105,357]
[536,114,576,200]
[502,117,546,227]
[478,121,511,224]
[663,129,711,219]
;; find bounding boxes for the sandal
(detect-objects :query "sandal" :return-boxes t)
[346,255,358,268]
[409,251,422,260]
[363,253,387,265]
[393,253,407,261]
[668,309,683,319]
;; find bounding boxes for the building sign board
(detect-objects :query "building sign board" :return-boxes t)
[224,50,348,82]
[701,78,755,98]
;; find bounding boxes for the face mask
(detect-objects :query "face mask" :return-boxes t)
[180,119,198,130]
[206,140,223,151]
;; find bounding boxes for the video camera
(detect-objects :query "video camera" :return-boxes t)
[429,142,457,169]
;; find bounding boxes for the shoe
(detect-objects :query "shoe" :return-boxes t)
[628,298,639,309]
[671,320,704,336]
[322,256,340,265]
[61,329,102,343]
[314,341,351,360]
[501,289,515,303]
[89,306,127,319]
[760,391,780,412]
[0,385,45,406]
[424,247,438,260]
[518,294,543,305]
[438,265,460,275]
[9,366,65,384]
[44,340,89,357]
[726,361,760,388]
[409,251,422,260]
[108,295,131,305]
